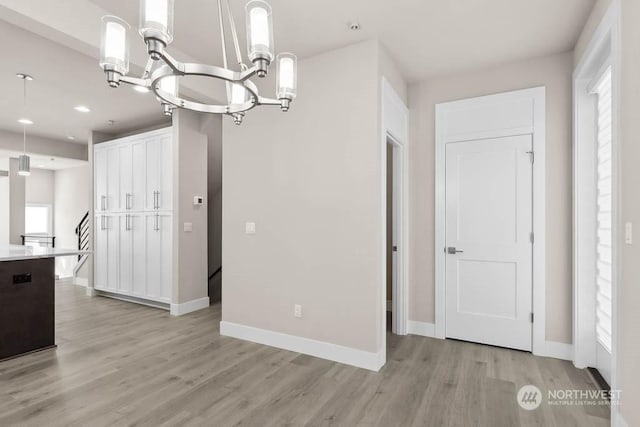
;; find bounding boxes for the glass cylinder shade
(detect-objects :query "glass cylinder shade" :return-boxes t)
[139,0,175,44]
[277,53,297,100]
[158,75,178,97]
[230,83,249,105]
[246,0,274,62]
[18,154,30,177]
[100,16,130,75]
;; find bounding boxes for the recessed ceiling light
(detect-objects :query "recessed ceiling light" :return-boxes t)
[67,136,76,140]
[74,105,91,113]
[18,118,34,125]
[36,164,45,168]
[133,85,150,93]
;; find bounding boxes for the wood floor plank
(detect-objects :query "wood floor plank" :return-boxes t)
[0,283,610,427]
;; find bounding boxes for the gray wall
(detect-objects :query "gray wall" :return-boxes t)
[0,158,9,244]
[8,158,25,245]
[222,40,382,353]
[172,110,209,305]
[407,52,574,344]
[619,0,640,423]
[0,130,87,161]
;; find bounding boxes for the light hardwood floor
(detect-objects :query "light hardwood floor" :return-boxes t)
[0,282,610,427]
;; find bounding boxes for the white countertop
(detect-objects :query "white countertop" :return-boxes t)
[0,245,90,261]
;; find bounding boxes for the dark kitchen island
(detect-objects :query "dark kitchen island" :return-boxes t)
[0,245,88,361]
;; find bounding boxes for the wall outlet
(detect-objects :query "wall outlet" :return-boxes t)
[294,304,302,318]
[245,222,256,234]
[193,196,204,206]
[625,222,633,245]
[183,222,193,232]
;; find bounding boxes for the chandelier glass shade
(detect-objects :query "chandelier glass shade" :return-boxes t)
[100,0,297,124]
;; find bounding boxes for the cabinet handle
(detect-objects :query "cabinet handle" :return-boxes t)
[101,195,106,211]
[126,193,132,210]
[125,214,130,231]
[154,213,159,231]
[104,196,108,211]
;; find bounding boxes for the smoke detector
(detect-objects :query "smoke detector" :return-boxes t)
[349,22,361,31]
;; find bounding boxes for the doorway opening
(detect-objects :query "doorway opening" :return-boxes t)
[386,140,399,333]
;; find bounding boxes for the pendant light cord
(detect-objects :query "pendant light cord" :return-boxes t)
[22,77,27,154]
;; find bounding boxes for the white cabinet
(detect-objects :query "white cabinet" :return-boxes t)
[94,128,174,306]
[94,214,118,292]
[94,144,119,213]
[145,134,173,211]
[118,213,147,297]
[145,212,173,302]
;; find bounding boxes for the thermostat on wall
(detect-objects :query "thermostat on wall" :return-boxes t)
[193,196,204,206]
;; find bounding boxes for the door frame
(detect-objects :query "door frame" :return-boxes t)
[572,1,620,420]
[434,87,546,356]
[381,78,409,362]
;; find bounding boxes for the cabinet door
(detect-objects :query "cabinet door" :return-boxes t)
[105,146,120,212]
[94,215,108,288]
[94,215,118,291]
[145,134,173,211]
[118,215,132,294]
[105,215,119,291]
[118,144,132,212]
[145,213,172,302]
[131,140,147,212]
[130,213,146,297]
[145,138,160,211]
[94,148,108,212]
[158,134,173,211]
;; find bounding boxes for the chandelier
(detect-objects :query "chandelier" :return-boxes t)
[99,0,297,125]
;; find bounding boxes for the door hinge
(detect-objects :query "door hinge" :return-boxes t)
[526,151,534,164]
[530,232,534,244]
[530,312,534,323]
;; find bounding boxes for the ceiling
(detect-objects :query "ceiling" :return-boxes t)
[90,0,595,82]
[0,0,595,147]
[0,20,168,145]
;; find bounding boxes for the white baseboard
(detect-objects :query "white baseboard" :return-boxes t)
[220,321,385,372]
[170,297,210,316]
[86,287,96,297]
[407,320,437,338]
[74,277,88,287]
[537,340,573,361]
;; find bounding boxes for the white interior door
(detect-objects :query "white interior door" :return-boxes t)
[445,135,533,351]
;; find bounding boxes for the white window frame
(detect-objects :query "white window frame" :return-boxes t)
[573,1,621,424]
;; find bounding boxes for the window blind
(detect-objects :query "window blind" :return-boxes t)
[594,67,612,353]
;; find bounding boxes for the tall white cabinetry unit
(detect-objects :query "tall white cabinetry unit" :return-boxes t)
[94,128,174,306]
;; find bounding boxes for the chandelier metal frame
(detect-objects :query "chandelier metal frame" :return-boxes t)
[101,0,296,125]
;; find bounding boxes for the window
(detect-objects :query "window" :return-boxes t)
[25,204,52,235]
[592,66,613,353]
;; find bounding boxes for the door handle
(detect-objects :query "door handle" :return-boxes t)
[154,213,160,231]
[392,246,398,252]
[446,247,464,254]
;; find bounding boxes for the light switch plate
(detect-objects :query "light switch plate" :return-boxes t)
[245,222,256,234]
[184,222,193,232]
[294,304,302,318]
[625,222,633,244]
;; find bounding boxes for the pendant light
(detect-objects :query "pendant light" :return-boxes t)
[16,73,33,177]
